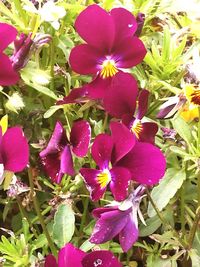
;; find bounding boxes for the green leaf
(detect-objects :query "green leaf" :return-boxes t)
[43,105,63,118]
[189,249,200,267]
[172,117,192,144]
[53,204,75,248]
[80,240,95,252]
[139,215,162,236]
[148,168,186,217]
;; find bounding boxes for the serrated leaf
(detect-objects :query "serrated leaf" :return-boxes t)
[53,204,75,248]
[148,168,186,217]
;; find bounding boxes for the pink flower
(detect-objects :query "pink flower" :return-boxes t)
[69,4,146,99]
[40,121,91,184]
[0,126,29,184]
[45,243,122,267]
[0,23,19,85]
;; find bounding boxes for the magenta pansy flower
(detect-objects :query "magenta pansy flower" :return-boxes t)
[80,121,135,201]
[90,186,145,252]
[0,126,29,184]
[103,74,158,144]
[40,120,91,184]
[45,243,122,267]
[69,4,146,99]
[0,23,19,85]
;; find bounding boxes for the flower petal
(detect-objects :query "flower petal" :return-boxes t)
[117,142,166,185]
[39,121,67,158]
[82,250,122,267]
[90,209,129,244]
[119,214,138,252]
[58,243,85,267]
[60,145,75,178]
[0,23,18,52]
[86,75,112,99]
[56,87,88,105]
[69,44,103,75]
[45,254,57,267]
[0,53,19,86]
[70,120,91,157]
[139,122,158,144]
[80,168,106,201]
[1,127,29,172]
[92,207,118,218]
[75,4,115,51]
[40,152,62,183]
[110,121,135,164]
[91,134,113,169]
[137,89,149,119]
[110,167,131,201]
[111,8,137,43]
[114,36,146,68]
[103,72,138,118]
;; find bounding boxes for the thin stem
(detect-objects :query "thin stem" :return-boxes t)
[180,185,185,236]
[28,168,57,256]
[16,196,39,238]
[146,187,187,248]
[79,197,89,235]
[187,206,200,249]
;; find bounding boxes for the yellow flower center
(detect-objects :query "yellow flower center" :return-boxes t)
[131,120,143,139]
[184,84,200,106]
[97,170,111,188]
[100,59,118,79]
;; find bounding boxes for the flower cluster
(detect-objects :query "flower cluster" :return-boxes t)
[41,4,166,256]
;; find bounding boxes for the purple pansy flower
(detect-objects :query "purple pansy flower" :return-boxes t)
[40,120,91,184]
[69,4,146,99]
[0,23,19,85]
[45,243,122,267]
[80,121,135,201]
[0,126,29,184]
[103,74,158,144]
[90,186,145,252]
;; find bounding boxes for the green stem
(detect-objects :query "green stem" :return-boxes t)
[180,185,185,236]
[79,197,89,235]
[28,168,57,256]
[16,196,39,238]
[146,187,187,248]
[187,206,200,249]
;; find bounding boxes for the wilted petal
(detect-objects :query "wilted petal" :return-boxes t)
[75,4,115,52]
[110,122,135,164]
[70,120,91,157]
[82,250,122,267]
[0,53,19,86]
[58,243,85,267]
[137,89,149,119]
[110,167,131,201]
[114,36,146,68]
[90,209,129,244]
[69,44,103,75]
[91,134,113,169]
[135,13,145,37]
[111,8,137,43]
[103,72,138,118]
[117,142,166,185]
[40,121,67,157]
[119,214,138,252]
[1,127,29,172]
[56,87,88,105]
[80,168,107,201]
[45,254,57,267]
[0,23,18,52]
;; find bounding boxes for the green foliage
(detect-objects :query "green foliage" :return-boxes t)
[53,203,75,248]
